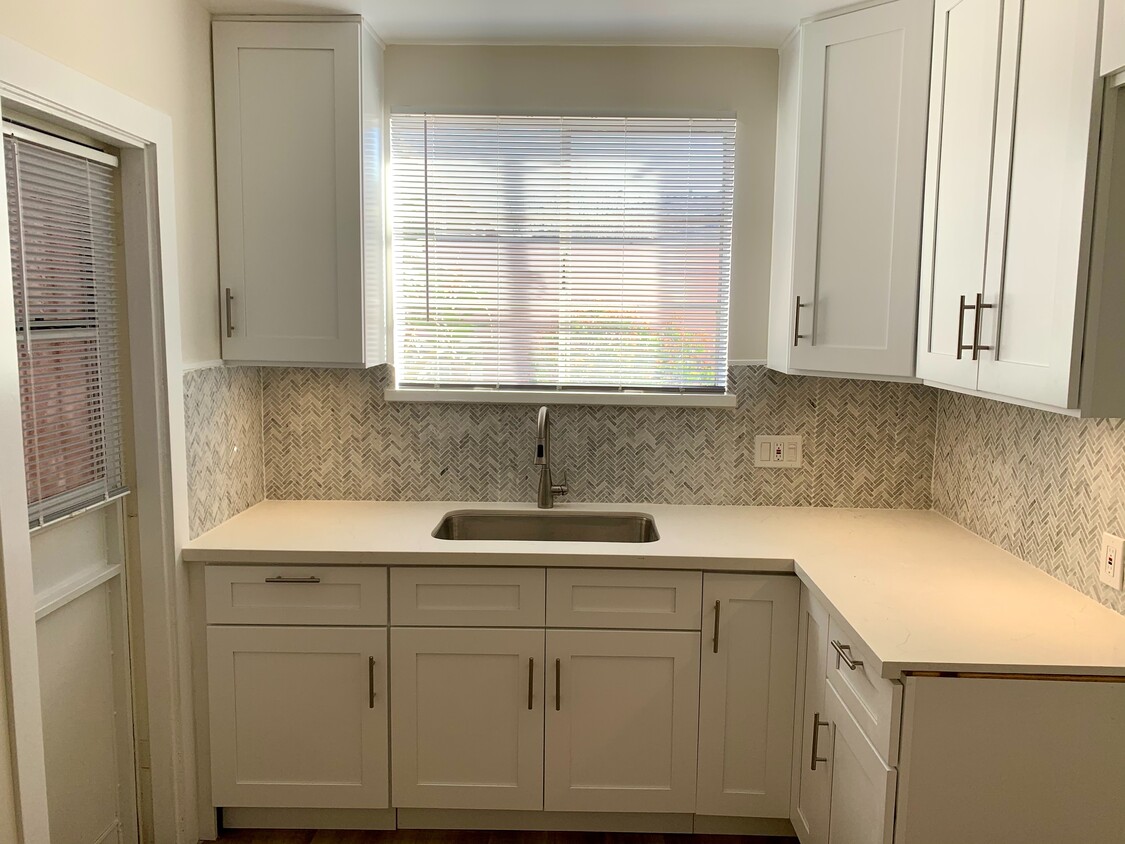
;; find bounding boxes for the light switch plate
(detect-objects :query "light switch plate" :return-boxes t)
[754,435,802,468]
[1099,532,1125,590]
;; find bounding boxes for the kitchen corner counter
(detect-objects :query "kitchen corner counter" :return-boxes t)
[184,500,1125,679]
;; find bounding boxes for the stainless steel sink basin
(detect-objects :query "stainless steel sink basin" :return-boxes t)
[433,510,659,543]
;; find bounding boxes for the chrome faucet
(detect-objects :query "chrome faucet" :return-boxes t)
[535,406,568,509]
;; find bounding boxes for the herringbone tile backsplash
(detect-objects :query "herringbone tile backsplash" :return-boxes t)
[184,366,264,538]
[933,391,1125,614]
[260,366,936,509]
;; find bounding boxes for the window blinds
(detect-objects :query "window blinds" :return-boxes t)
[390,114,736,393]
[4,127,128,529]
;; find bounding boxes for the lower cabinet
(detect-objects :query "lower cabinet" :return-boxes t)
[696,574,800,818]
[544,629,701,813]
[390,627,545,810]
[792,588,832,843]
[207,625,389,808]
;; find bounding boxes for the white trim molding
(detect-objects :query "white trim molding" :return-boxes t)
[0,33,194,844]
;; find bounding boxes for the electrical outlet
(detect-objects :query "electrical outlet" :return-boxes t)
[754,435,802,468]
[1099,532,1125,590]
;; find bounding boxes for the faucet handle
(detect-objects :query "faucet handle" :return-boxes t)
[552,469,569,497]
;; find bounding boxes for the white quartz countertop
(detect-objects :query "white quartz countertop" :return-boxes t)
[184,500,1125,679]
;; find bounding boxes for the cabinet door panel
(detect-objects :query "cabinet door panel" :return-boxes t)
[391,627,544,810]
[976,0,1101,406]
[207,625,388,808]
[790,0,931,377]
[214,21,363,363]
[916,0,1006,388]
[792,589,832,843]
[825,684,896,844]
[696,574,799,818]
[544,629,700,813]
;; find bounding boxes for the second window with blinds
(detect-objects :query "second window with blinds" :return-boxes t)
[388,114,737,403]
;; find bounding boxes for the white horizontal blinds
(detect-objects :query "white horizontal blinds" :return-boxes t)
[391,114,736,392]
[4,129,128,529]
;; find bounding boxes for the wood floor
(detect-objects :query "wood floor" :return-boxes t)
[214,831,790,844]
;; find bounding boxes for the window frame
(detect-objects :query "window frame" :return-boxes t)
[385,111,739,408]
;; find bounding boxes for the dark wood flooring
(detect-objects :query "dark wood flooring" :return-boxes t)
[214,831,790,844]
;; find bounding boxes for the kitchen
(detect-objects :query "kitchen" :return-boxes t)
[0,1,1124,843]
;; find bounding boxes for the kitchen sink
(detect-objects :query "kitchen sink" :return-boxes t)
[432,510,659,543]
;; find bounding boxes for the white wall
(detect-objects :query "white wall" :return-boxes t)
[0,0,219,365]
[385,45,779,363]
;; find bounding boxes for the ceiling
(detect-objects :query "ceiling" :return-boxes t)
[203,0,848,48]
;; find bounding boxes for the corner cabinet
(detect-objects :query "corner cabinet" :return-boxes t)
[917,0,1125,416]
[212,17,386,366]
[767,0,932,380]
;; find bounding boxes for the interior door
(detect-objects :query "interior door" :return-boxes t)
[792,590,832,844]
[974,0,1102,407]
[207,625,388,808]
[696,574,799,818]
[390,627,545,810]
[544,629,700,813]
[825,684,896,844]
[916,0,1007,389]
[789,0,932,377]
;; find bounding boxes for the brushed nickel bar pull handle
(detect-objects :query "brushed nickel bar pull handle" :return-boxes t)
[793,295,809,346]
[264,575,321,584]
[225,288,235,338]
[555,658,561,711]
[956,295,970,359]
[810,712,829,771]
[368,656,376,709]
[712,599,721,654]
[831,639,864,671]
[528,657,535,711]
[971,292,994,361]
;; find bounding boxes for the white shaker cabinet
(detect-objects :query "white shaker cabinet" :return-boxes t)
[696,574,799,819]
[917,0,1125,415]
[213,18,386,365]
[207,625,389,808]
[790,588,831,844]
[767,0,932,380]
[390,627,545,811]
[544,629,701,814]
[1103,0,1125,76]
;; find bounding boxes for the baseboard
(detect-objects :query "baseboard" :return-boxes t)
[397,808,695,834]
[221,807,396,830]
[694,814,797,836]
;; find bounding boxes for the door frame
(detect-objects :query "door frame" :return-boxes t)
[0,34,194,844]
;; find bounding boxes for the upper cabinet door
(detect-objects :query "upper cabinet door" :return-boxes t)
[915,0,1007,389]
[213,20,370,364]
[788,0,932,377]
[974,0,1102,407]
[1103,0,1125,76]
[695,574,799,819]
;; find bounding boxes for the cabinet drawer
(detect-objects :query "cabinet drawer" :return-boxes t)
[390,568,545,626]
[826,616,902,765]
[546,569,702,630]
[205,565,387,626]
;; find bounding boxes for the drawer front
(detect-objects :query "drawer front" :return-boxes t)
[205,565,387,626]
[546,569,702,630]
[390,567,545,626]
[827,616,902,765]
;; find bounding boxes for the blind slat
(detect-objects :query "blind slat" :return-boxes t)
[390,113,736,392]
[4,129,128,529]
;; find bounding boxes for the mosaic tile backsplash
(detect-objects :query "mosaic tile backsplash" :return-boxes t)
[183,365,264,538]
[932,391,1125,615]
[260,366,937,509]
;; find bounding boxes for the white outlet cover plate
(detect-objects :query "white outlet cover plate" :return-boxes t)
[754,435,802,468]
[1099,532,1125,590]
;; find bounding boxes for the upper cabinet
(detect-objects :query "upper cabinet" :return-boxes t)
[768,0,933,380]
[917,0,1125,415]
[213,18,386,366]
[1104,0,1125,76]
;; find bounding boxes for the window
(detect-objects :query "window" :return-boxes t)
[4,124,128,529]
[390,114,736,397]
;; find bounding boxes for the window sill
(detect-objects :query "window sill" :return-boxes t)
[384,387,738,409]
